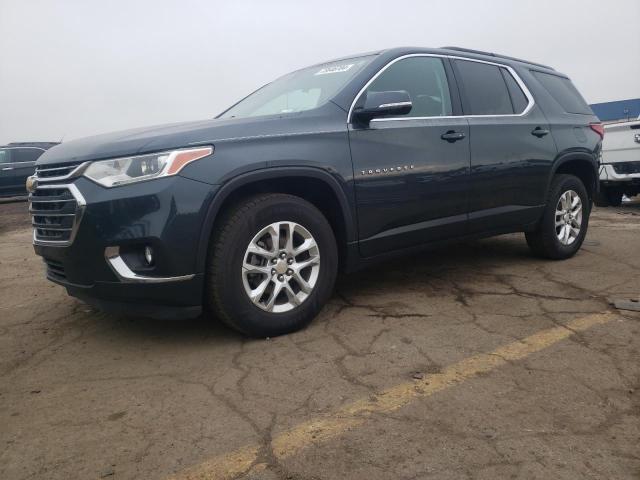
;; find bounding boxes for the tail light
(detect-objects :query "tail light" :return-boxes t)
[589,122,605,139]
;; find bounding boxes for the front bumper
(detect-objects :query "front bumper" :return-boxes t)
[32,175,218,318]
[599,163,640,183]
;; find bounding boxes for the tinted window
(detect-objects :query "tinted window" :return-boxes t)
[364,57,453,117]
[0,149,11,163]
[12,148,43,163]
[501,68,529,113]
[455,60,513,115]
[533,71,592,115]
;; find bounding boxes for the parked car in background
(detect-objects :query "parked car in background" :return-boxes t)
[30,47,602,337]
[0,142,59,197]
[597,119,640,206]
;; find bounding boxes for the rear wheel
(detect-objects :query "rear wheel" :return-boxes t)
[206,193,338,337]
[525,174,590,259]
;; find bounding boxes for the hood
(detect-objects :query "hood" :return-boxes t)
[37,106,343,166]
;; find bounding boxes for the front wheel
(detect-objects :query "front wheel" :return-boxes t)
[206,193,338,337]
[525,174,590,259]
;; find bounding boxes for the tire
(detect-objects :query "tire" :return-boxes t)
[206,193,338,337]
[525,174,590,260]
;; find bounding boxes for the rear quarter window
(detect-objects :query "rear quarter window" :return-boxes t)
[532,71,592,115]
[501,69,529,114]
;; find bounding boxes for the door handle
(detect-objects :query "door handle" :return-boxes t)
[1,167,13,171]
[531,127,550,138]
[441,131,466,143]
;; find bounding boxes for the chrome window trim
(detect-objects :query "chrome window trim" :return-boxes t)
[30,183,86,247]
[347,53,535,124]
[104,246,195,284]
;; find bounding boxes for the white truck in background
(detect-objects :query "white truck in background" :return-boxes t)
[597,118,640,206]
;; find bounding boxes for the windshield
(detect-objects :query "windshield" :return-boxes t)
[219,55,375,119]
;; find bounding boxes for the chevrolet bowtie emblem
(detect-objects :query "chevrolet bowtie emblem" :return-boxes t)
[26,175,38,194]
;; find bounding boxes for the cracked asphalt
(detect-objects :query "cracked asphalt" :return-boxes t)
[1,199,639,480]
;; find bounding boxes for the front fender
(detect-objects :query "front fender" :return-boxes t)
[193,166,357,275]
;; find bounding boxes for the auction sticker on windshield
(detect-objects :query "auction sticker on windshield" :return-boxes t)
[315,64,354,75]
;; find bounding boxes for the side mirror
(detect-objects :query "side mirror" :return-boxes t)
[352,90,412,123]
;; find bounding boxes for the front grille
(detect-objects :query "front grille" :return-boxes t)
[35,162,84,180]
[612,162,640,175]
[29,163,86,245]
[30,186,79,242]
[44,258,67,281]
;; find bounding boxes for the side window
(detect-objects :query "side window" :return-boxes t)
[501,68,529,113]
[12,148,43,163]
[364,57,453,117]
[0,149,11,163]
[532,71,592,115]
[455,60,513,115]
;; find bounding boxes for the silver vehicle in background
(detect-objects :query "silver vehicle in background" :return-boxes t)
[598,118,640,206]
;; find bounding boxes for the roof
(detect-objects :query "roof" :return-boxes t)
[589,98,640,122]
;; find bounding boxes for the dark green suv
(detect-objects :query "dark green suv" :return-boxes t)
[31,47,602,336]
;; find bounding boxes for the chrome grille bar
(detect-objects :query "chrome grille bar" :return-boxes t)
[29,212,76,217]
[29,182,86,246]
[29,198,76,204]
[35,162,88,182]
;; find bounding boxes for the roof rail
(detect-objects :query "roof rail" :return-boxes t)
[6,142,60,146]
[441,46,554,71]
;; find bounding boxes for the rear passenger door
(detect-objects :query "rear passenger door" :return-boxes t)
[452,59,557,232]
[349,56,470,257]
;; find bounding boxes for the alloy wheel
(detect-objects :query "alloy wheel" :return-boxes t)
[555,190,582,245]
[241,221,320,313]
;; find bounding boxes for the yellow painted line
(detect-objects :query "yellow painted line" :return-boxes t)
[170,312,616,480]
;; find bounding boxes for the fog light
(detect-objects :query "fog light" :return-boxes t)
[144,246,154,266]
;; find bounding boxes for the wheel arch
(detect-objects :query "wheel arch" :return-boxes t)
[549,151,599,201]
[195,167,357,274]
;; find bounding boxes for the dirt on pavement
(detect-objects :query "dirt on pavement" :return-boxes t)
[1,198,639,480]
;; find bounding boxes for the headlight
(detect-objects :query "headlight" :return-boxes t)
[82,146,213,187]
